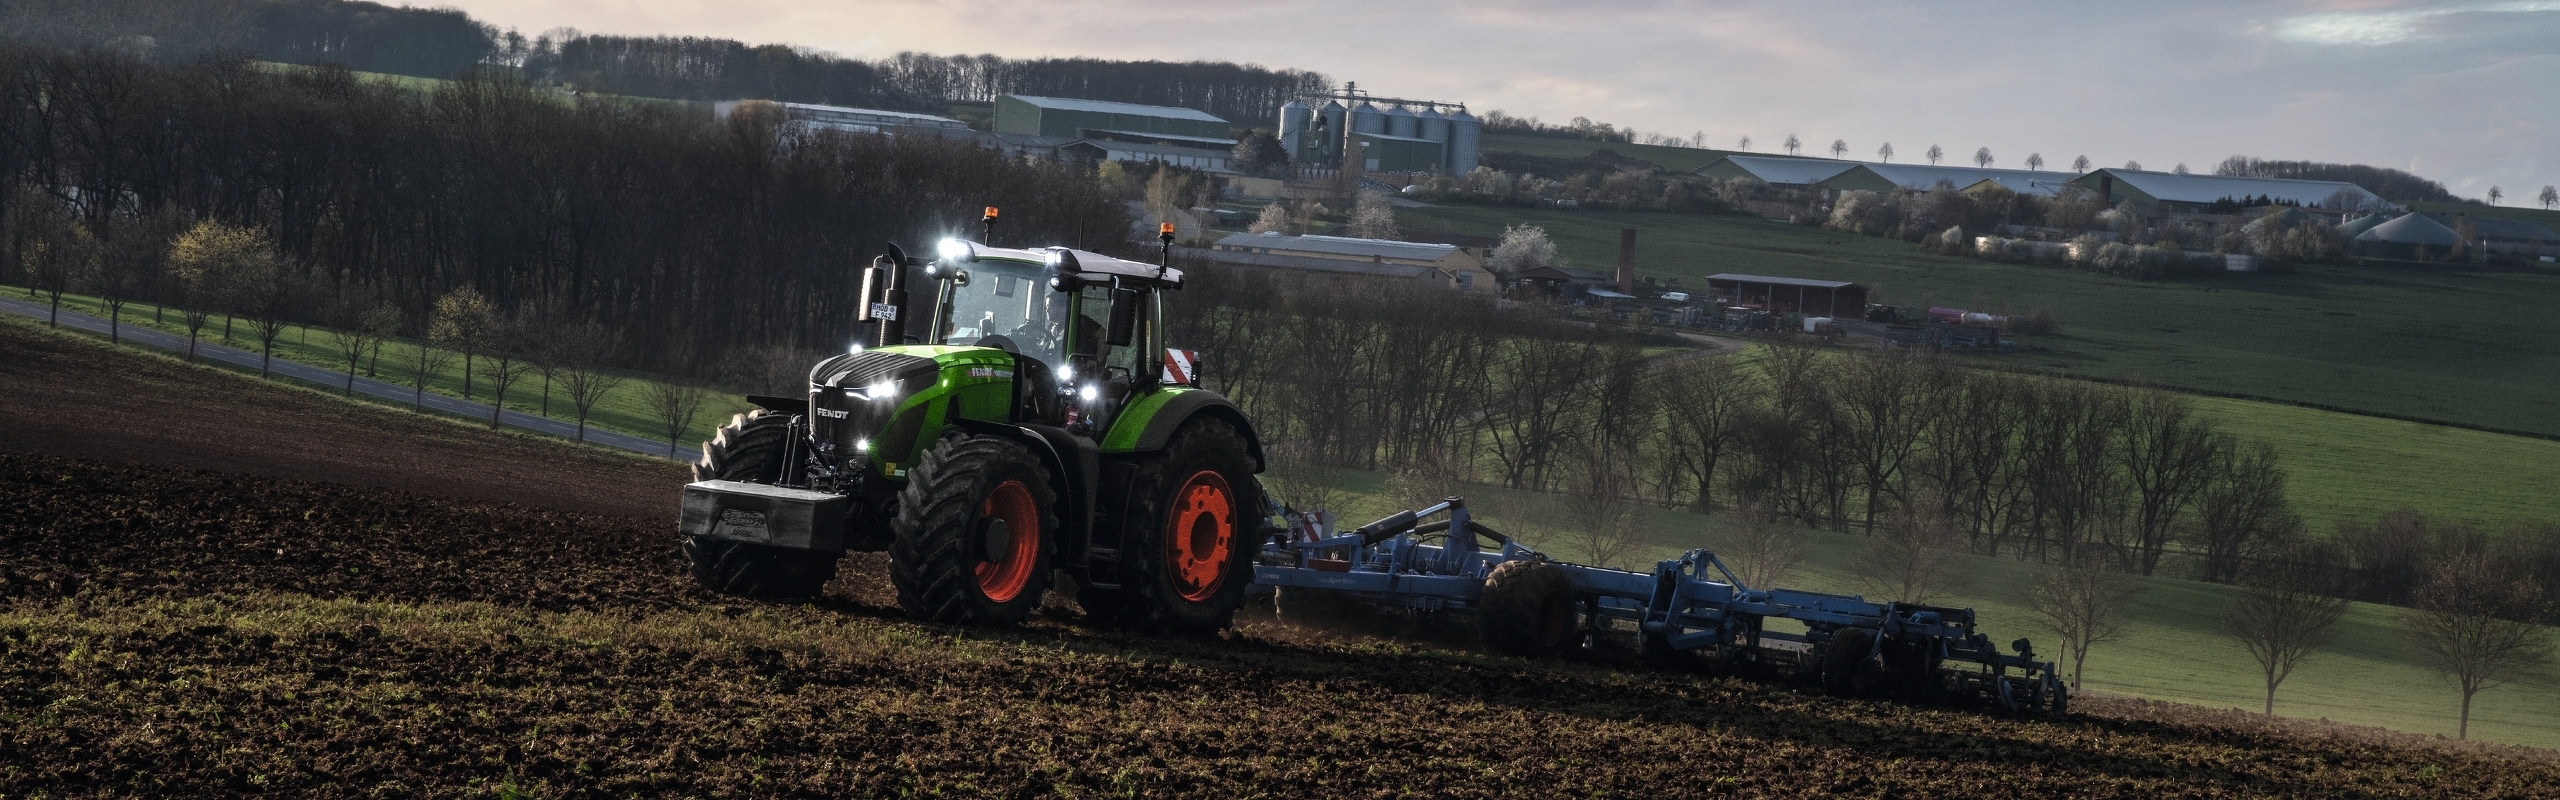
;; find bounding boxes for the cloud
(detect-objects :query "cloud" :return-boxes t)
[2276,1,2560,45]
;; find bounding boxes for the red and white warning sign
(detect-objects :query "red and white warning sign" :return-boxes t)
[1161,349,1201,385]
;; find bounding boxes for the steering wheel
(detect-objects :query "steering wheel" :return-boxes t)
[974,334,1020,353]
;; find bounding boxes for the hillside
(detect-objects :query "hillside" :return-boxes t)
[1397,204,2560,439]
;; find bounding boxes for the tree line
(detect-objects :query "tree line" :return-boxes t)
[0,0,495,78]
[0,44,1127,381]
[1175,267,2320,582]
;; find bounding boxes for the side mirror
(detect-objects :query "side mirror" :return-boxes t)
[1107,288,1140,347]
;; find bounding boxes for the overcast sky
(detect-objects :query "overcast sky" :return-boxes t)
[444,0,2558,203]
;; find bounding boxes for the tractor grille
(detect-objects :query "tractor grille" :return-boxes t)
[808,351,936,459]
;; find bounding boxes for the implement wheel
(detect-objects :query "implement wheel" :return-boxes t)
[890,435,1058,625]
[1823,627,1880,696]
[1080,418,1260,635]
[684,411,840,600]
[1479,559,1578,658]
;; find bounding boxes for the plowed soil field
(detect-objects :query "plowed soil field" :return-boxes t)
[4,319,2558,797]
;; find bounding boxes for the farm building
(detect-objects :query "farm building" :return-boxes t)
[1693,155,1862,188]
[1515,265,1614,298]
[1347,132,1446,173]
[2352,213,2461,258]
[1062,140,1236,173]
[2071,168,2392,214]
[1203,232,1494,292]
[995,95,1232,142]
[1821,164,2080,196]
[2428,214,2560,258]
[714,101,971,134]
[1704,273,1868,318]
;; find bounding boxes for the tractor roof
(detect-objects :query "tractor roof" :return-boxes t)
[938,240,1184,286]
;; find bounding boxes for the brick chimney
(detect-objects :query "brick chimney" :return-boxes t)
[1616,228,1637,296]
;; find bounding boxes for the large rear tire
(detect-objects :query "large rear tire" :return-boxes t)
[1080,418,1260,636]
[889,435,1059,626]
[1478,559,1577,658]
[684,411,841,600]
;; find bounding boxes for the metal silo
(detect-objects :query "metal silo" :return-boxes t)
[1350,102,1385,136]
[1277,99,1311,163]
[1447,108,1482,174]
[1385,105,1418,138]
[1416,107,1448,143]
[1315,100,1346,161]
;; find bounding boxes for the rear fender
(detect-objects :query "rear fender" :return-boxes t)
[1098,388,1265,471]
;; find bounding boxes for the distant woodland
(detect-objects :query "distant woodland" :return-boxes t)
[0,0,1330,124]
[0,45,1127,373]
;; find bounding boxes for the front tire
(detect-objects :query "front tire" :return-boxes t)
[685,411,841,600]
[1081,418,1261,635]
[889,435,1059,626]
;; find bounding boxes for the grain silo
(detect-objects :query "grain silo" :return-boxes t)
[1385,105,1418,138]
[1446,108,1481,174]
[1417,107,1448,147]
[1350,102,1386,136]
[1315,100,1346,161]
[1277,99,1311,163]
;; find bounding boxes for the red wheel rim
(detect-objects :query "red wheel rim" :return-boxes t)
[974,480,1040,603]
[1164,470,1235,602]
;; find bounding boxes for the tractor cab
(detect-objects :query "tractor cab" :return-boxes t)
[918,239,1184,439]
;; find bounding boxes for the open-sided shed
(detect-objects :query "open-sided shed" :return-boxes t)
[1705,273,1867,317]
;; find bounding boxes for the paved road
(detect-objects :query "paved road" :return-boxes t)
[1,296,692,461]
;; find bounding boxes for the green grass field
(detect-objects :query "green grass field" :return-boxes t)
[5,287,753,451]
[1397,204,2560,439]
[22,281,2559,528]
[1285,468,2560,749]
[1477,132,1750,172]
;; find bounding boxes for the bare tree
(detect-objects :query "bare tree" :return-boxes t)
[2032,552,2144,688]
[1925,144,1944,165]
[2173,163,2191,175]
[323,296,392,395]
[647,378,714,458]
[2540,185,2557,210]
[1715,506,1806,590]
[2025,153,2045,171]
[2125,160,2143,171]
[2118,388,2221,574]
[80,216,160,344]
[1262,438,1346,514]
[553,321,627,443]
[1829,138,1847,159]
[1736,135,1752,152]
[1849,498,1970,604]
[2401,552,2555,739]
[2487,186,2503,206]
[402,333,458,412]
[2222,543,2350,715]
[1656,351,1759,513]
[2072,155,2092,172]
[2194,439,2298,585]
[238,258,295,379]
[1875,142,1893,163]
[18,207,97,329]
[1782,134,1801,156]
[477,310,539,429]
[430,286,497,399]
[1973,147,1994,168]
[1561,469,1652,569]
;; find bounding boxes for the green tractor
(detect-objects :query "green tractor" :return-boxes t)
[678,223,1267,634]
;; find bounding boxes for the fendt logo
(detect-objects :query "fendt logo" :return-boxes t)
[815,407,849,419]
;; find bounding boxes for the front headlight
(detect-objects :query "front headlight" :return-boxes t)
[937,238,974,262]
